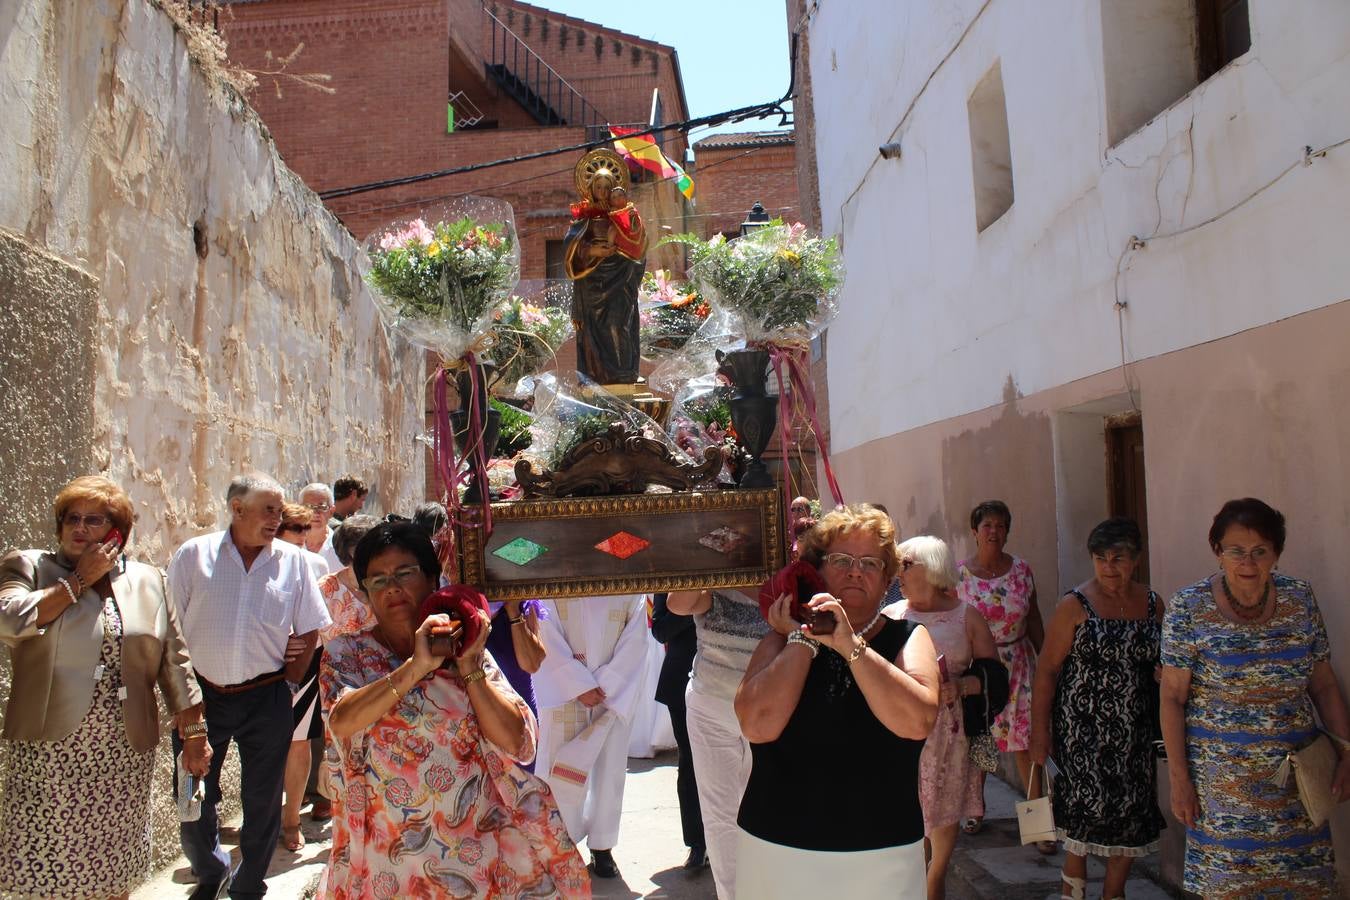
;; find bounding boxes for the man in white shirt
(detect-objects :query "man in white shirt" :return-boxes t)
[168,474,331,900]
[299,482,341,572]
[534,594,649,880]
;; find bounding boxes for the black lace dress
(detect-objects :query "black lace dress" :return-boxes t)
[1050,590,1165,856]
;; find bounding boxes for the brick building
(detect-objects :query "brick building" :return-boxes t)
[222,0,692,277]
[690,131,799,238]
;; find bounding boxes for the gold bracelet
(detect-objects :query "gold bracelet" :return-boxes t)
[846,636,868,665]
[181,720,208,739]
[462,668,487,686]
[384,675,401,703]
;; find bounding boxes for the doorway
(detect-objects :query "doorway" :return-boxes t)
[1105,412,1149,583]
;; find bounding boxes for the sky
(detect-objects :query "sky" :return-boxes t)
[527,0,794,146]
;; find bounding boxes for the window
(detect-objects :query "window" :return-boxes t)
[968,61,1014,232]
[545,240,566,280]
[1197,0,1251,81]
[1101,0,1251,146]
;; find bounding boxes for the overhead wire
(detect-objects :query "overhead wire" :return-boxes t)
[317,34,798,201]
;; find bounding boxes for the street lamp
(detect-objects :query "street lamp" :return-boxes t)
[740,201,772,237]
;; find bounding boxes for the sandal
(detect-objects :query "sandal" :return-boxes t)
[1060,875,1085,900]
[961,817,983,835]
[281,824,305,852]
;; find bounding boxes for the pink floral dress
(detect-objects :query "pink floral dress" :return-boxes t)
[319,631,590,899]
[319,573,377,643]
[956,557,1037,752]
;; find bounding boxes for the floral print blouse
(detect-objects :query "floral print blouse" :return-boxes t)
[319,631,590,899]
[318,574,377,643]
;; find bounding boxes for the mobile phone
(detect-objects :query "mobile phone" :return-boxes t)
[106,528,124,549]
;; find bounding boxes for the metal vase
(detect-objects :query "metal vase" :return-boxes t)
[717,348,777,489]
[449,362,501,503]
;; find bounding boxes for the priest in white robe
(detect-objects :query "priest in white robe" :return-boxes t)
[535,593,650,879]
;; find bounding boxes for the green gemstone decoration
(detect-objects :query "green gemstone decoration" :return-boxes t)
[493,537,548,566]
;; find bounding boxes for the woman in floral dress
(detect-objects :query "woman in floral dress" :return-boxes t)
[1161,499,1350,898]
[320,522,589,899]
[955,500,1047,841]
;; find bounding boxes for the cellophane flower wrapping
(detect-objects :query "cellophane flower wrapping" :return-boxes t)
[638,269,714,359]
[663,222,843,345]
[364,196,521,360]
[525,371,691,475]
[488,280,574,398]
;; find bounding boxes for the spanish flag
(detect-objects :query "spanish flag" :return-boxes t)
[610,126,695,201]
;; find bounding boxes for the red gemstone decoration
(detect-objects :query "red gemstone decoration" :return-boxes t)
[595,531,650,560]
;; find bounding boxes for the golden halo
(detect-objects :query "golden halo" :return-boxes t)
[574,148,631,200]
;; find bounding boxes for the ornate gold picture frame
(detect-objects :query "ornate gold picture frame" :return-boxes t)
[456,489,784,600]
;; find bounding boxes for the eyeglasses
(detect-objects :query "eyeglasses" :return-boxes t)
[62,513,109,529]
[1220,545,1272,563]
[362,565,425,595]
[900,559,917,572]
[305,503,332,513]
[824,552,886,576]
[278,523,309,534]
[1091,553,1133,566]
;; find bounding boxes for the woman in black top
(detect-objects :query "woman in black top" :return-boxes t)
[734,504,940,899]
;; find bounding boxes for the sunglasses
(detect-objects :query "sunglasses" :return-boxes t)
[278,523,309,534]
[900,559,918,572]
[63,513,110,529]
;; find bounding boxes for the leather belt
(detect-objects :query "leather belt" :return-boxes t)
[198,669,287,695]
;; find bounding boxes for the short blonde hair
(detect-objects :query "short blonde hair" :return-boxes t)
[896,535,958,590]
[797,504,900,580]
[281,503,315,529]
[53,476,134,541]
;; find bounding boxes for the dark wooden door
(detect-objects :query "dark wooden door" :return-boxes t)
[1106,414,1149,583]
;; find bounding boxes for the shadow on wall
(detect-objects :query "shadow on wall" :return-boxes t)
[938,376,1056,588]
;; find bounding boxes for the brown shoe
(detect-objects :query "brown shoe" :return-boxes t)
[310,799,333,822]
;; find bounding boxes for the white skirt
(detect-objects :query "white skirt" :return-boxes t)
[734,830,926,899]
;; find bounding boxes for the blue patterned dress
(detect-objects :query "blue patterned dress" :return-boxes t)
[1161,573,1335,897]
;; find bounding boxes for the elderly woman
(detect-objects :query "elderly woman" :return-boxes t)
[1161,499,1350,897]
[734,504,940,899]
[895,535,998,900]
[955,499,1047,839]
[320,522,587,898]
[1030,518,1164,900]
[0,475,208,899]
[277,502,335,850]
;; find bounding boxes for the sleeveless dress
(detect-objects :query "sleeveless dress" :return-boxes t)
[0,596,156,898]
[736,618,928,899]
[1161,574,1335,897]
[957,556,1037,751]
[899,603,984,832]
[1051,590,1164,857]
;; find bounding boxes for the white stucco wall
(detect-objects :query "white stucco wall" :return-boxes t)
[808,0,1350,455]
[0,0,425,561]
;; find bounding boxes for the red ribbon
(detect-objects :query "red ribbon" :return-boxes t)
[761,342,846,519]
[432,353,493,545]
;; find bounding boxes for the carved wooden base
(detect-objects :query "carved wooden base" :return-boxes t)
[514,424,723,498]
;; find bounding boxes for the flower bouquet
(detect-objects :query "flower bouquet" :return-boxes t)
[488,292,572,398]
[365,196,521,513]
[662,222,841,345]
[638,269,712,358]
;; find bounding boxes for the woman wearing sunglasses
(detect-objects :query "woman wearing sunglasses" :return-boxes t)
[318,522,587,898]
[734,504,940,899]
[0,475,207,899]
[1160,498,1350,897]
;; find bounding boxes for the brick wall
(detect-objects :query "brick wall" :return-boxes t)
[691,139,800,238]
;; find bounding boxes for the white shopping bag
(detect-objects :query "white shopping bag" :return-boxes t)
[1017,762,1056,845]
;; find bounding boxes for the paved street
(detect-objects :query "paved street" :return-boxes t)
[134,750,1180,899]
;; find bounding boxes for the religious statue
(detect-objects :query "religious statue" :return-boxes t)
[564,149,648,386]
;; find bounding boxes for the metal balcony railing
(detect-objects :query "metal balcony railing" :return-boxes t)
[484,8,605,128]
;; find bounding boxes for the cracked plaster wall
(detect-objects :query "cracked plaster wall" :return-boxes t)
[0,0,424,878]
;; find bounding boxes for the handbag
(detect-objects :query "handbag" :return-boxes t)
[1016,762,1056,845]
[968,732,1000,773]
[962,657,1009,773]
[1273,733,1339,827]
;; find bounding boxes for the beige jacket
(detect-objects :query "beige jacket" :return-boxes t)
[0,549,201,752]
